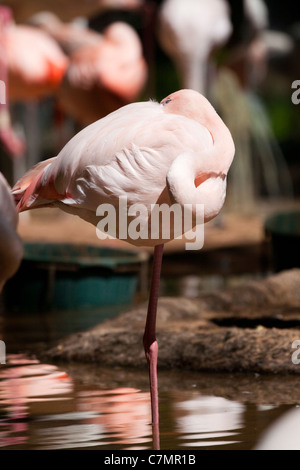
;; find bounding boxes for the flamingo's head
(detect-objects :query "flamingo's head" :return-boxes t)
[162,89,235,223]
[161,89,220,138]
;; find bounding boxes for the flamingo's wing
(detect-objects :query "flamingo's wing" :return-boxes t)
[12,98,214,218]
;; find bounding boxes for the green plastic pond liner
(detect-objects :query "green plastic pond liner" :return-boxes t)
[265,211,300,272]
[3,243,148,312]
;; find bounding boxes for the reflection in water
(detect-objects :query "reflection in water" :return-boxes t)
[0,354,73,448]
[0,355,152,449]
[77,388,151,450]
[0,354,298,450]
[175,395,244,447]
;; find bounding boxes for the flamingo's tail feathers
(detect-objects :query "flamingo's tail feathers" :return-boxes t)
[12,157,58,212]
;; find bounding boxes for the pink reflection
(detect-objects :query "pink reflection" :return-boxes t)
[1,356,152,449]
[0,355,73,448]
[78,387,151,446]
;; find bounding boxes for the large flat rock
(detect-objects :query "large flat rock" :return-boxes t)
[44,269,300,374]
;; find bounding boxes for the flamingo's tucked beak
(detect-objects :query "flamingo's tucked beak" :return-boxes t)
[194,172,225,188]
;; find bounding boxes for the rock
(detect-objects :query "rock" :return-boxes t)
[44,269,300,374]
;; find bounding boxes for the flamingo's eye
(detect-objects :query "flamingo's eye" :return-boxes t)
[161,97,172,106]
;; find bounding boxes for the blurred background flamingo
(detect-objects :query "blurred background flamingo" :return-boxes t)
[58,21,147,126]
[30,14,148,126]
[1,2,146,179]
[158,0,232,95]
[0,5,69,183]
[0,6,25,163]
[4,19,68,102]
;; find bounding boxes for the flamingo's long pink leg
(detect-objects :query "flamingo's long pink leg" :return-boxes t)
[143,243,164,450]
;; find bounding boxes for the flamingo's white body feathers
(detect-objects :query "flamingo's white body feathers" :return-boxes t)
[13,89,234,246]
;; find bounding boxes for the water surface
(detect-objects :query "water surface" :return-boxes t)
[1,272,299,450]
[1,352,299,450]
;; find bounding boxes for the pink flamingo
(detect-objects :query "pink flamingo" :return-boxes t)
[1,8,68,173]
[3,15,68,102]
[158,0,232,94]
[0,172,23,292]
[56,21,147,125]
[29,12,107,55]
[12,89,234,449]
[0,6,24,157]
[31,13,147,125]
